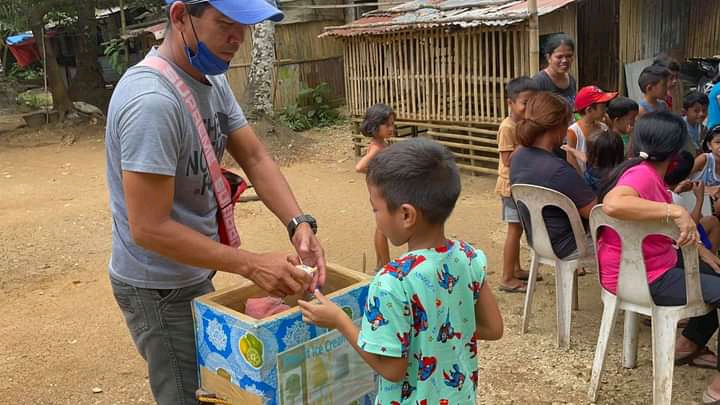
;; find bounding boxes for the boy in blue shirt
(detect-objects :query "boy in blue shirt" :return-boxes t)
[683,91,709,155]
[299,139,503,404]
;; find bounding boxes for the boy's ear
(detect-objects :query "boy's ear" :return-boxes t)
[399,203,417,229]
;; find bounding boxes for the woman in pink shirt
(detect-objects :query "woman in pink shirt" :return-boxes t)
[598,112,720,404]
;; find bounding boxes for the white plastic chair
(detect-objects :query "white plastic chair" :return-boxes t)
[511,184,595,348]
[587,205,713,405]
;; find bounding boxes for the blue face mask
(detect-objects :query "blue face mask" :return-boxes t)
[182,18,230,76]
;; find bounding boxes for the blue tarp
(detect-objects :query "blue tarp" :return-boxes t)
[6,32,33,46]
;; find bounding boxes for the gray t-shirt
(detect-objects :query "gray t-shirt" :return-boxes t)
[105,49,247,289]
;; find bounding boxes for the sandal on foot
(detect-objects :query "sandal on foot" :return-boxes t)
[675,346,718,369]
[498,283,527,294]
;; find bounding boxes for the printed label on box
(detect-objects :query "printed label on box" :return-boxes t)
[277,323,375,405]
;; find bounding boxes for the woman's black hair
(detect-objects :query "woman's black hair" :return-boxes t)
[587,130,625,174]
[598,112,688,200]
[360,103,395,138]
[702,125,720,153]
[543,34,575,58]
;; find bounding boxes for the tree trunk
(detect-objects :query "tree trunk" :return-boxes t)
[31,12,74,120]
[68,0,105,101]
[243,21,276,118]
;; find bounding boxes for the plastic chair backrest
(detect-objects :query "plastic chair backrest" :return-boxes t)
[589,205,703,308]
[511,184,589,261]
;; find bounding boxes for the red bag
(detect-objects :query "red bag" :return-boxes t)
[217,169,248,246]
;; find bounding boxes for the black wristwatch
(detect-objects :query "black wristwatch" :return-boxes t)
[287,214,318,239]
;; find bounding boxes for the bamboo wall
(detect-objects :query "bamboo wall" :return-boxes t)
[226,20,345,111]
[618,0,690,93]
[343,26,531,125]
[687,0,720,58]
[577,0,619,90]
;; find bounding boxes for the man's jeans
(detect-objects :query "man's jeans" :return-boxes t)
[111,276,214,405]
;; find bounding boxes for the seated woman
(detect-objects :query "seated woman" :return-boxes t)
[510,91,597,259]
[598,112,720,404]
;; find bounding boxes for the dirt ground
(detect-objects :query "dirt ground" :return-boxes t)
[0,121,716,404]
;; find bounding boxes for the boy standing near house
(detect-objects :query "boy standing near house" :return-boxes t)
[683,91,710,155]
[496,76,538,293]
[299,139,503,404]
[638,65,672,116]
[566,85,617,172]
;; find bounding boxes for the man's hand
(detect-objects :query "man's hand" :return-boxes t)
[247,253,312,297]
[291,223,327,290]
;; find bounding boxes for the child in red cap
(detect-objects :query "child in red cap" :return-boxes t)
[565,86,618,173]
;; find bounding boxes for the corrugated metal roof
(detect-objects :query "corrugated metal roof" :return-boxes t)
[321,0,576,37]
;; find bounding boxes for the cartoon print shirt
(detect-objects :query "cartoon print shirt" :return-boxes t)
[357,240,487,404]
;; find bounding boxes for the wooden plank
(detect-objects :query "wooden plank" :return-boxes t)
[500,30,508,119]
[473,29,479,123]
[427,130,498,146]
[491,30,497,122]
[431,31,437,120]
[456,162,497,175]
[399,36,407,118]
[447,150,499,164]
[370,40,377,108]
[423,33,430,120]
[482,30,489,122]
[442,34,448,122]
[452,33,459,122]
[432,139,498,153]
[357,41,364,113]
[378,40,385,107]
[350,41,356,115]
[410,34,416,120]
[461,30,467,122]
[395,33,403,112]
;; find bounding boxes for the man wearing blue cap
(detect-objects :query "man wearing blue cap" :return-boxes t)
[104,1,326,403]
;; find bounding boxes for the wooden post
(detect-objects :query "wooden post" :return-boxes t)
[119,0,129,68]
[528,0,540,74]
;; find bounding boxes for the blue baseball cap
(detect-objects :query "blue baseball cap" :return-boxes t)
[165,0,284,24]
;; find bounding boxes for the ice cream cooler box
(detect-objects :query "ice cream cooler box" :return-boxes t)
[193,263,377,405]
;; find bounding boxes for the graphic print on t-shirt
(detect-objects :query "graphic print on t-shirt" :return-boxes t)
[184,111,231,196]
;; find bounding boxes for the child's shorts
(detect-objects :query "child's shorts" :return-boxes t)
[501,197,520,223]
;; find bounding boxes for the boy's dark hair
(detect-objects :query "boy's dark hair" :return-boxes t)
[360,103,395,138]
[664,151,695,188]
[367,138,461,224]
[587,130,625,172]
[607,96,639,119]
[684,91,710,110]
[638,65,671,93]
[506,76,538,100]
[653,53,680,72]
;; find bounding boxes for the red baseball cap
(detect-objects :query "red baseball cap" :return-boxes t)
[575,86,618,112]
